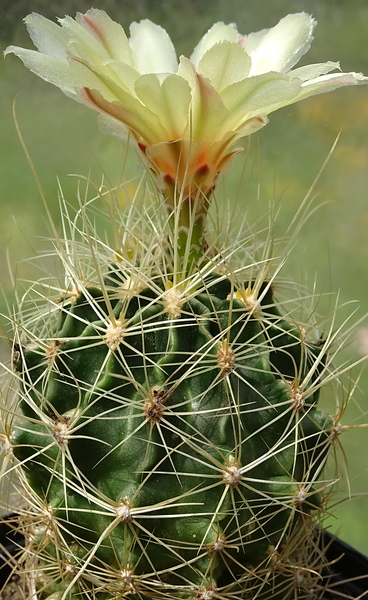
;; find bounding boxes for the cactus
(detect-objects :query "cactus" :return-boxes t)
[2,186,343,600]
[1,8,368,600]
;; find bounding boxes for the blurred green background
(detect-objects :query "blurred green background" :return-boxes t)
[1,0,368,553]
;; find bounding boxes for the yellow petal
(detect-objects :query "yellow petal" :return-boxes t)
[190,22,239,66]
[178,57,228,141]
[197,41,251,93]
[97,60,140,94]
[70,58,133,101]
[135,74,191,140]
[220,72,301,128]
[70,51,140,96]
[79,87,168,144]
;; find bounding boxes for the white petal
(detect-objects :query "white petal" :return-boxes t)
[4,44,123,101]
[241,26,268,55]
[98,113,130,140]
[23,13,69,62]
[235,115,268,136]
[129,20,178,74]
[256,72,368,117]
[289,61,340,81]
[297,71,368,100]
[75,9,134,65]
[190,22,239,66]
[247,13,316,75]
[197,41,251,92]
[4,47,80,94]
[135,74,191,139]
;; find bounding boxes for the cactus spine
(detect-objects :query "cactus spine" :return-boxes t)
[1,179,351,599]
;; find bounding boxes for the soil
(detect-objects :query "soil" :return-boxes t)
[0,579,360,600]
[0,578,25,600]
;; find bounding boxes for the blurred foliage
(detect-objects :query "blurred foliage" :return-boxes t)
[1,0,368,554]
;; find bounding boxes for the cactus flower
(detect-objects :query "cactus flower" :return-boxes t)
[5,10,368,206]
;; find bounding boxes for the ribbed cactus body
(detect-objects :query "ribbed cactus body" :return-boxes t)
[12,271,334,599]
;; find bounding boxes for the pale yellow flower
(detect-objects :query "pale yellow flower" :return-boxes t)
[5,10,368,205]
